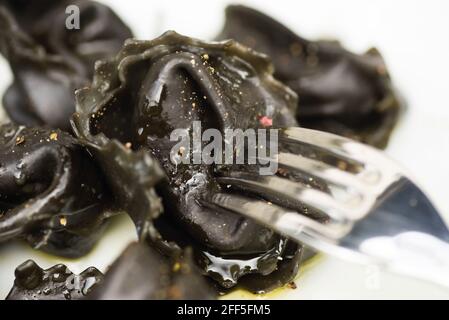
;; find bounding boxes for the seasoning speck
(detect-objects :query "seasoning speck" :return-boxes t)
[337,161,348,171]
[287,281,297,289]
[59,217,67,226]
[15,136,25,145]
[259,116,273,127]
[172,262,181,272]
[49,132,58,141]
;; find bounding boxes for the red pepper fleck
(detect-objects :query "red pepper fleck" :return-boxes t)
[259,115,273,127]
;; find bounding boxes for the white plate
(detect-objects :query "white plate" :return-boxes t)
[1,0,449,299]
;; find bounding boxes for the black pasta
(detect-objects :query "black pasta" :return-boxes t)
[0,0,132,130]
[0,122,111,257]
[0,3,408,299]
[88,243,216,300]
[6,243,215,300]
[216,5,404,149]
[72,31,304,291]
[6,260,103,300]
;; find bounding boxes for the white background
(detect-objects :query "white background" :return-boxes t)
[1,0,449,299]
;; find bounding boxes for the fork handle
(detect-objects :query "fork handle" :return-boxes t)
[362,231,449,288]
[356,178,449,288]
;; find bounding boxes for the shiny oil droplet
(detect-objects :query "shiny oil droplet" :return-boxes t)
[14,171,26,185]
[63,289,71,300]
[16,160,25,169]
[81,277,97,296]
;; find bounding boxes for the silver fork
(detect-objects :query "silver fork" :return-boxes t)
[209,127,449,288]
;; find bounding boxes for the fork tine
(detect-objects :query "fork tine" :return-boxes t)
[276,152,365,190]
[280,127,382,166]
[281,127,352,156]
[209,193,349,240]
[217,172,359,221]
